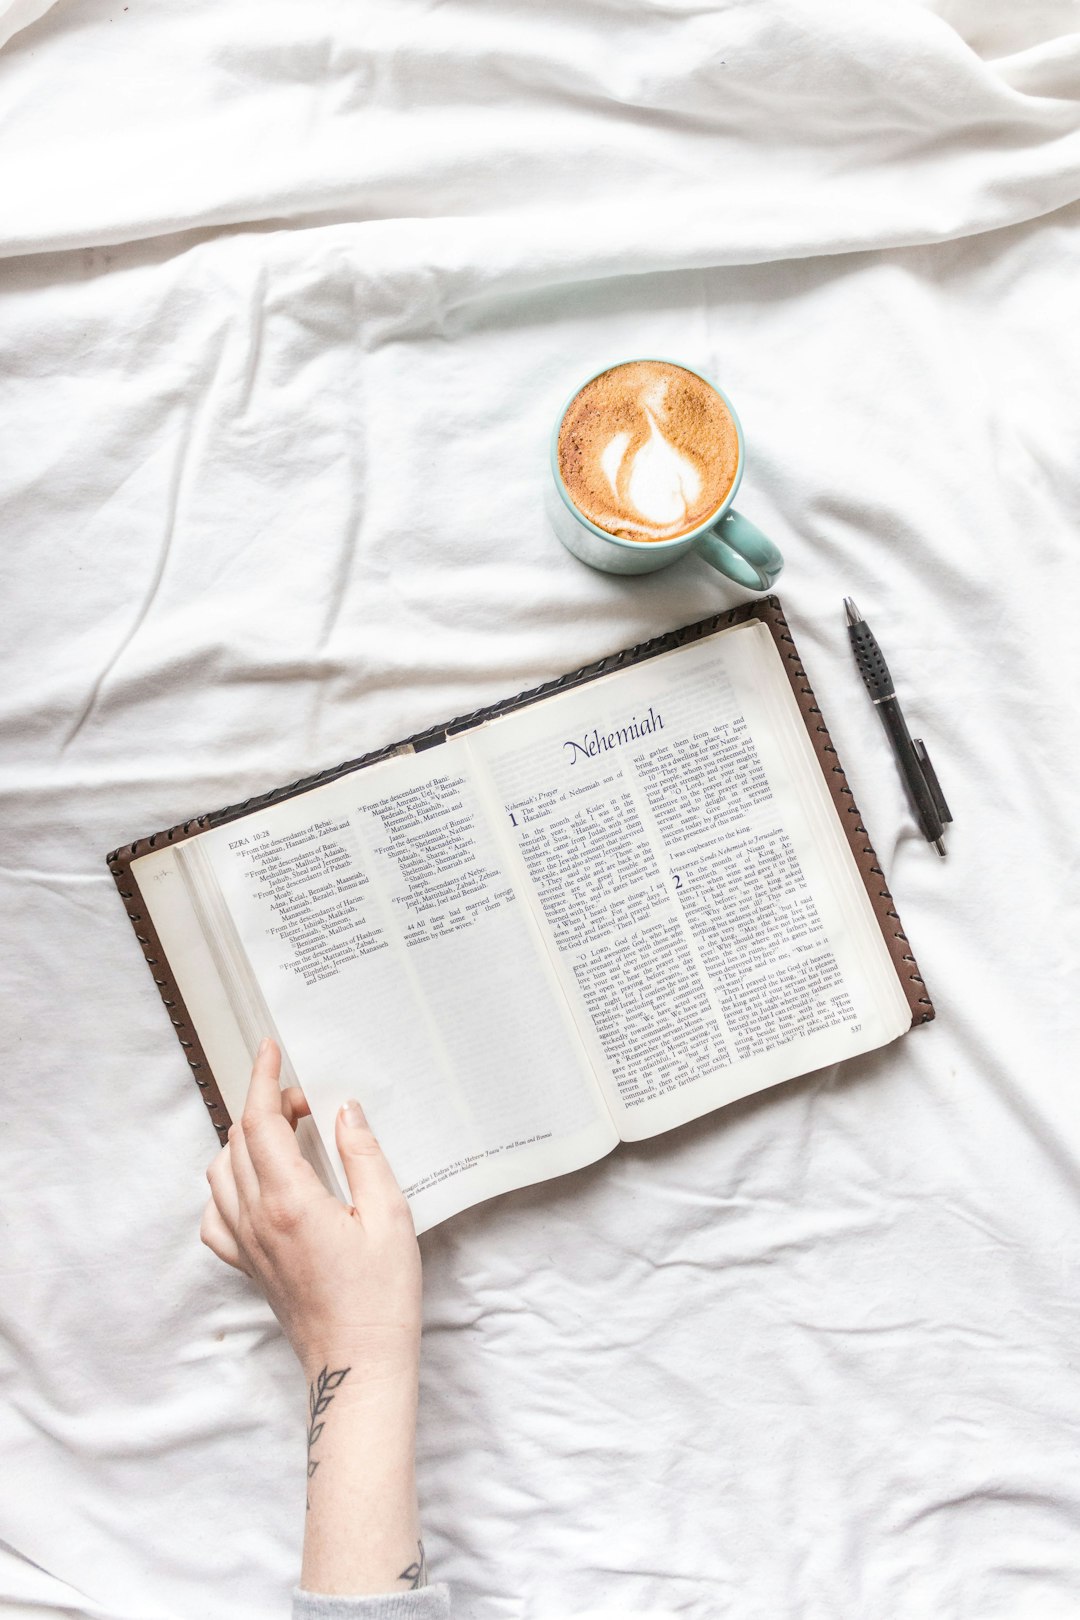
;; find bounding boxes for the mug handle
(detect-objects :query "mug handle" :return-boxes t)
[694,508,783,592]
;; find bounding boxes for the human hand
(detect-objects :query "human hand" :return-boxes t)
[200,1039,422,1386]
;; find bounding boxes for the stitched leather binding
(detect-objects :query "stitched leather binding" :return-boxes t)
[106,597,932,1141]
[754,598,933,1026]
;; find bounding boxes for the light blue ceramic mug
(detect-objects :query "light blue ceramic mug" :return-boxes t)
[548,358,783,591]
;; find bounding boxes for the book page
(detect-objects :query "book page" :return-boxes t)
[160,742,616,1233]
[130,840,348,1198]
[466,621,911,1142]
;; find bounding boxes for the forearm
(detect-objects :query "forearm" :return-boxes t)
[301,1356,424,1596]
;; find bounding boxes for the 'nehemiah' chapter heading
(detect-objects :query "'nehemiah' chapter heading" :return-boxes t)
[563,706,663,765]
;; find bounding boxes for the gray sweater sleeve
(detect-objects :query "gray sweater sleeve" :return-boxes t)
[292,1585,451,1620]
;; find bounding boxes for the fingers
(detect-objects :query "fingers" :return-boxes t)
[229,1115,260,1205]
[203,1043,329,1275]
[200,1197,250,1274]
[335,1098,413,1228]
[239,1039,306,1193]
[248,1035,282,1093]
[281,1086,311,1129]
[206,1140,241,1232]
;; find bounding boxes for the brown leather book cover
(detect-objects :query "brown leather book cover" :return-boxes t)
[106,597,933,1143]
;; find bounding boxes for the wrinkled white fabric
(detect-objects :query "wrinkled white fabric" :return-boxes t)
[0,0,54,51]
[1,2,1079,1618]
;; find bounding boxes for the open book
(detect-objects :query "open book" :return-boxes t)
[108,601,931,1234]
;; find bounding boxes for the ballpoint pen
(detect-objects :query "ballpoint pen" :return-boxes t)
[844,598,952,857]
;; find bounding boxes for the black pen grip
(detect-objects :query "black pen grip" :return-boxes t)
[878,698,945,842]
[848,619,894,702]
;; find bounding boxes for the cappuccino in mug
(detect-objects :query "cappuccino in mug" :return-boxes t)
[556,360,740,542]
[549,356,783,588]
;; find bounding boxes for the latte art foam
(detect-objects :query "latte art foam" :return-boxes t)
[557,361,739,542]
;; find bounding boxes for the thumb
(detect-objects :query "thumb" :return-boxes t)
[335,1098,408,1218]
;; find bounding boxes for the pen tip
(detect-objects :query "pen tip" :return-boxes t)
[843,597,862,626]
[934,837,947,857]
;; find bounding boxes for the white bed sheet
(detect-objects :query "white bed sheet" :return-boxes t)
[1,1,1078,1616]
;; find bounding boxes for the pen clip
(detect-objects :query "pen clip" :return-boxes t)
[912,738,952,826]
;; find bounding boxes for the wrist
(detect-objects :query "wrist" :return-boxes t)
[301,1355,419,1459]
[298,1326,420,1393]
[300,1353,422,1599]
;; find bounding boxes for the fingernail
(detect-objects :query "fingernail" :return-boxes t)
[341,1099,367,1129]
[257,1037,272,1057]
